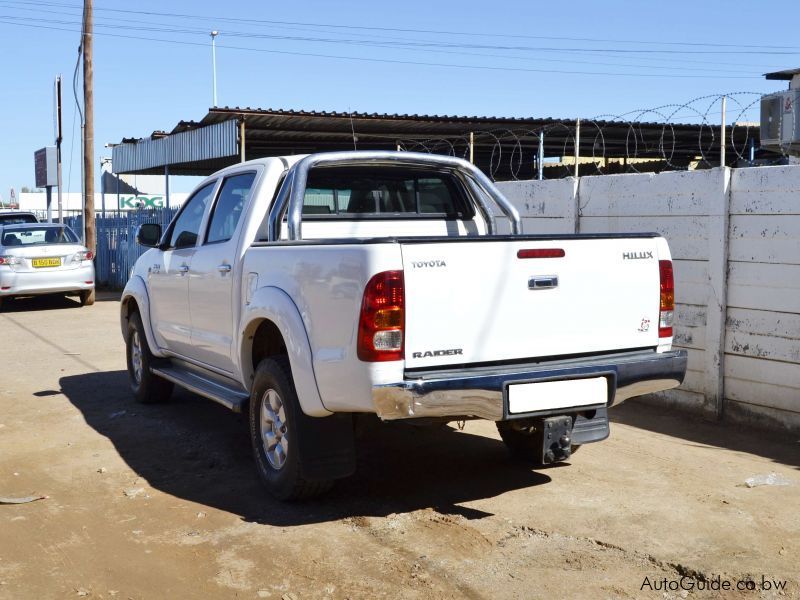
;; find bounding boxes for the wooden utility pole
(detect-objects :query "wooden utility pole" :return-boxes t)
[55,75,63,223]
[82,0,95,255]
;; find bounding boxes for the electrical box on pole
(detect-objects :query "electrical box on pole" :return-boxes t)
[34,147,57,222]
[761,69,800,156]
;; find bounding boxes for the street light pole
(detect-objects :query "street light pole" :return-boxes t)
[211,30,219,107]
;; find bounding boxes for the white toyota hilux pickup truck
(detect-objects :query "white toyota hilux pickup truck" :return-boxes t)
[121,151,686,500]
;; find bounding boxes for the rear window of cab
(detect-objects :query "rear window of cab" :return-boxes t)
[302,167,474,219]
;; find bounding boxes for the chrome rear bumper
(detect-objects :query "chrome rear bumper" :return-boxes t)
[373,349,687,421]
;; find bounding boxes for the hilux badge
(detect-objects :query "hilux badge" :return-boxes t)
[623,251,653,260]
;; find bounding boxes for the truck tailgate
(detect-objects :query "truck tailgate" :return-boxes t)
[401,237,662,369]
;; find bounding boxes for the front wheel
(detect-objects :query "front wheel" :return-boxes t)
[249,356,333,501]
[126,311,173,404]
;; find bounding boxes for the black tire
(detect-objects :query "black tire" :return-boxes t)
[0,297,4,311]
[80,289,96,306]
[126,310,173,404]
[496,421,580,464]
[249,356,333,501]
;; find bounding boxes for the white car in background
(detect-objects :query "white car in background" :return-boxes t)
[0,223,95,309]
[0,211,39,225]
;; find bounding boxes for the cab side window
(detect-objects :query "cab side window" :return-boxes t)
[206,173,256,244]
[168,181,216,249]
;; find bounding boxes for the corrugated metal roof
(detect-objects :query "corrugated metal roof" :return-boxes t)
[765,68,800,81]
[185,106,717,132]
[113,120,238,174]
[114,106,760,177]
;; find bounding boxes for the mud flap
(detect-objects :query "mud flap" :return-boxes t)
[296,412,356,481]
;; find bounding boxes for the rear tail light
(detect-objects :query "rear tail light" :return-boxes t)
[73,250,94,263]
[659,260,674,338]
[0,256,20,266]
[357,270,404,361]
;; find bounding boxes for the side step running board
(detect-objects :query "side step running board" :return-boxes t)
[151,365,249,413]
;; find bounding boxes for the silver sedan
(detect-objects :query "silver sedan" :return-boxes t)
[0,223,95,309]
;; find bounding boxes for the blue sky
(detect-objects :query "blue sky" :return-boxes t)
[0,0,796,195]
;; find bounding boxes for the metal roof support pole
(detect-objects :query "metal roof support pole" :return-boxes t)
[720,95,727,168]
[100,159,105,216]
[574,119,581,178]
[537,132,544,180]
[165,164,170,209]
[239,119,246,162]
[211,31,219,107]
[469,132,474,164]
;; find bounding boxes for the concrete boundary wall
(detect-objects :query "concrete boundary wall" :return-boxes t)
[496,165,800,433]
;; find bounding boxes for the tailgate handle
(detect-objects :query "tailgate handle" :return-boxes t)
[528,275,558,290]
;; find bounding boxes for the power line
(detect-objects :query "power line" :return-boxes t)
[0,12,772,75]
[0,1,793,71]
[0,18,763,79]
[1,0,799,52]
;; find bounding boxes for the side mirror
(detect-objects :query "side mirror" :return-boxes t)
[136,223,162,248]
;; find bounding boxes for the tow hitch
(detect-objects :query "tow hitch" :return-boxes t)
[497,414,587,464]
[536,415,574,464]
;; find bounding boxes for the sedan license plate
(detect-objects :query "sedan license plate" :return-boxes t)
[32,257,62,268]
[507,376,607,414]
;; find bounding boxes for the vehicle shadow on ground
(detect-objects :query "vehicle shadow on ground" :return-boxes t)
[59,370,551,526]
[1,295,83,312]
[612,400,800,470]
[0,291,119,313]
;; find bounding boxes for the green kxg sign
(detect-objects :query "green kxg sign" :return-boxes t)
[119,195,165,209]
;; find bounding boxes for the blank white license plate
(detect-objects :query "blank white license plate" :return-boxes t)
[507,376,608,414]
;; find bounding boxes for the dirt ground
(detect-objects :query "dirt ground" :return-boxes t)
[0,294,798,600]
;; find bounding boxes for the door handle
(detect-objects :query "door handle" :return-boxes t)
[178,265,189,275]
[217,264,232,273]
[528,275,558,289]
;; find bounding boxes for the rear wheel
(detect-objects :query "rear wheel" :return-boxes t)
[126,311,173,404]
[80,289,95,306]
[497,421,542,460]
[249,356,333,501]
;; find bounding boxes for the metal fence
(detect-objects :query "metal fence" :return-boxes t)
[65,208,178,290]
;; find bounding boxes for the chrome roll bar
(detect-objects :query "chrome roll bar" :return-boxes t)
[270,151,522,241]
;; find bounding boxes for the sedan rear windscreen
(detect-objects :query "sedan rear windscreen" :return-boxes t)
[1,226,79,246]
